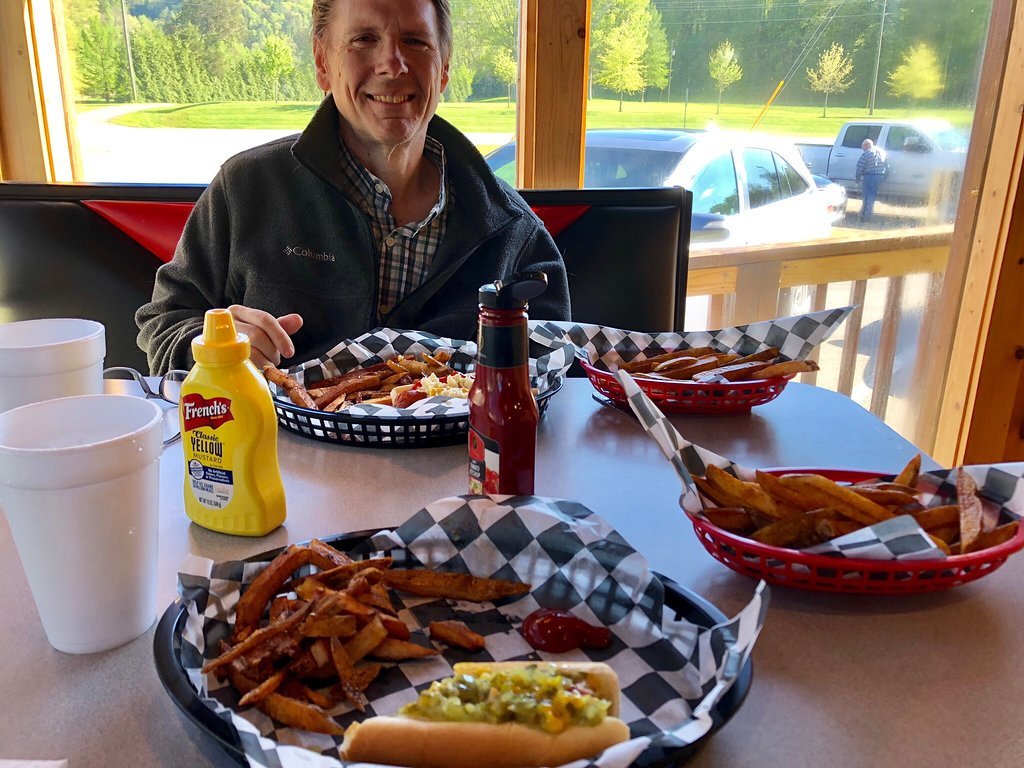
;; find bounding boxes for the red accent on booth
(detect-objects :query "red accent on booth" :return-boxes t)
[77,200,588,263]
[530,204,590,238]
[82,200,195,264]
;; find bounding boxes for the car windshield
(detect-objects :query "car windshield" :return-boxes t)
[583,146,686,187]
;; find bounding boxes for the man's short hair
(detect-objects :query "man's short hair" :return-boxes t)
[311,0,453,61]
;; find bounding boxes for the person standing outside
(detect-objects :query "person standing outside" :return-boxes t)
[136,0,570,374]
[855,138,888,223]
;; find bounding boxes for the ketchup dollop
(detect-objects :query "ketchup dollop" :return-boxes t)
[521,609,612,653]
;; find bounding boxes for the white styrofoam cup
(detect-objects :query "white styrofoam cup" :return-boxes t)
[0,318,106,413]
[0,394,163,654]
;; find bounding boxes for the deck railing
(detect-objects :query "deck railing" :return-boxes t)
[687,225,953,452]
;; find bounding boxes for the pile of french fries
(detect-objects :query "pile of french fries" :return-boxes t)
[618,346,818,383]
[263,350,461,412]
[202,539,530,734]
[694,455,1020,556]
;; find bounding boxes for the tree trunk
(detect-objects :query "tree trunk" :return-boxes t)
[619,91,623,112]
[716,88,722,115]
[507,83,512,108]
[822,91,828,117]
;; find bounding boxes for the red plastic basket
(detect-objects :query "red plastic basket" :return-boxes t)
[580,356,794,414]
[687,468,1024,594]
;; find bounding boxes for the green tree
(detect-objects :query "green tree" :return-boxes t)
[641,6,670,98]
[256,35,295,102]
[887,42,945,101]
[592,0,650,111]
[806,43,855,117]
[492,47,517,107]
[708,40,742,114]
[75,16,126,102]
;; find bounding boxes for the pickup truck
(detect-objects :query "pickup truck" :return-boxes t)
[796,119,967,204]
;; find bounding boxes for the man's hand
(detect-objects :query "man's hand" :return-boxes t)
[227,305,304,368]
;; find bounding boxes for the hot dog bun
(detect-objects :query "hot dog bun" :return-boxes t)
[341,661,630,768]
[342,716,629,768]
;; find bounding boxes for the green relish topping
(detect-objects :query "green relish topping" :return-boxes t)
[399,664,610,734]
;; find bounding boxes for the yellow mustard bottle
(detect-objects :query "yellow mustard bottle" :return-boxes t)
[179,308,286,536]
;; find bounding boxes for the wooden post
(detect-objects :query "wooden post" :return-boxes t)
[517,0,589,189]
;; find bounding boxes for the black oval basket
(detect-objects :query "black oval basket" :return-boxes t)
[273,377,563,448]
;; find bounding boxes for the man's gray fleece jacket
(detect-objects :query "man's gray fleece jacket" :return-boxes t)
[136,98,570,374]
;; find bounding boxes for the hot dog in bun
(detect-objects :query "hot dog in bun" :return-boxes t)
[341,661,630,768]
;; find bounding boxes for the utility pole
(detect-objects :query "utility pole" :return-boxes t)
[120,0,138,102]
[667,47,676,102]
[868,0,887,115]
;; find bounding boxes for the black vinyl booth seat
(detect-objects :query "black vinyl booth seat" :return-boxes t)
[519,187,691,334]
[0,183,691,373]
[0,183,204,372]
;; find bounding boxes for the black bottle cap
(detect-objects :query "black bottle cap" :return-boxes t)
[479,271,549,309]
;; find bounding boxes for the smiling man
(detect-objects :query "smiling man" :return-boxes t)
[137,0,569,374]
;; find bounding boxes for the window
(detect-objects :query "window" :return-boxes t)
[776,154,809,197]
[743,149,782,209]
[841,125,883,149]
[885,126,928,152]
[692,154,739,215]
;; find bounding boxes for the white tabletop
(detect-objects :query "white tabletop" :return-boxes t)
[1,380,1019,768]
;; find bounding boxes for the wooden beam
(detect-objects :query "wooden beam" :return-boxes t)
[934,0,1024,464]
[779,246,948,287]
[686,266,737,296]
[517,0,588,189]
[0,0,49,180]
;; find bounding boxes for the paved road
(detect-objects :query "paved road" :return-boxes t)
[76,103,512,183]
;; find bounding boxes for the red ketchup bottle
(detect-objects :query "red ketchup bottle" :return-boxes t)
[468,272,548,496]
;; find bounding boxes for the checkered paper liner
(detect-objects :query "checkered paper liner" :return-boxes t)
[175,496,769,768]
[270,328,575,419]
[529,307,854,372]
[614,369,1024,560]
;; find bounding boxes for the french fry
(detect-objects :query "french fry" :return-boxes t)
[238,670,286,707]
[692,360,772,382]
[957,468,984,552]
[705,465,781,519]
[927,535,952,556]
[963,521,1020,553]
[849,487,919,507]
[370,638,441,661]
[383,569,531,602]
[262,365,316,409]
[258,692,345,736]
[234,544,313,636]
[428,620,487,651]
[750,509,836,547]
[343,615,388,662]
[754,470,822,513]
[330,636,369,712]
[777,474,893,525]
[756,360,820,379]
[910,505,960,531]
[702,507,757,533]
[893,454,922,488]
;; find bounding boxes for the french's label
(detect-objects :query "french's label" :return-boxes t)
[182,393,234,432]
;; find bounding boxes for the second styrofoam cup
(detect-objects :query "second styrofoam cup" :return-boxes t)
[0,394,163,653]
[0,318,106,413]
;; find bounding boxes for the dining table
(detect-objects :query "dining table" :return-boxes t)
[1,378,1021,768]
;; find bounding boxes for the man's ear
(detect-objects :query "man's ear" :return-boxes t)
[313,37,331,93]
[440,58,450,93]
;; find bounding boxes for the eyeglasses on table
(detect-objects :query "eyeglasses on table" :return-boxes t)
[103,367,189,446]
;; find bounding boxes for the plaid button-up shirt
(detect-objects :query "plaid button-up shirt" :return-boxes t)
[337,136,450,323]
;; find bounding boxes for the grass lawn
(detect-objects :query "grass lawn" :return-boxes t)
[105,98,974,139]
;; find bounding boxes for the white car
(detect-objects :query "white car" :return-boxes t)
[485,129,837,249]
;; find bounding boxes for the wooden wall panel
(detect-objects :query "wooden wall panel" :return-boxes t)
[517,0,588,189]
